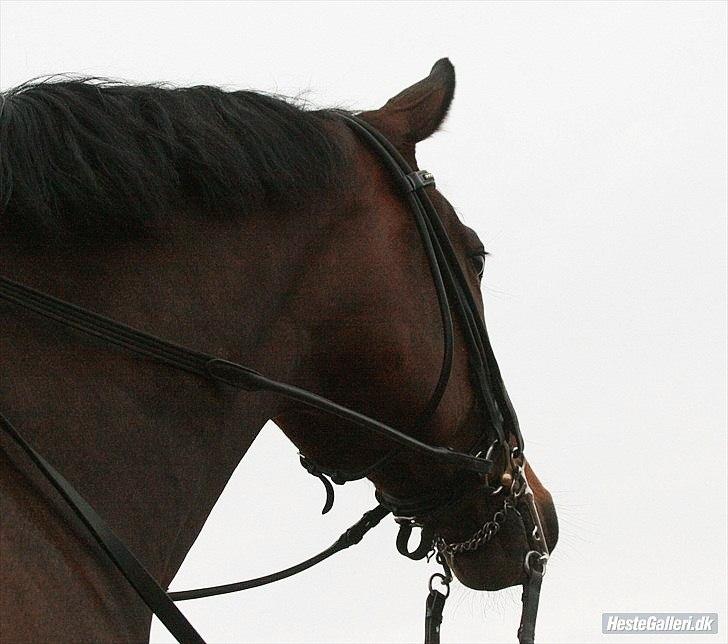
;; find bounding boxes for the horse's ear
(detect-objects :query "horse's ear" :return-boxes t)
[362,58,456,144]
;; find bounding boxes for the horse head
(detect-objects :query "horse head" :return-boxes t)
[0,60,557,643]
[273,59,558,591]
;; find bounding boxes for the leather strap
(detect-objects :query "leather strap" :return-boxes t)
[0,277,489,477]
[0,413,205,644]
[424,588,447,644]
[169,504,389,601]
[517,568,543,644]
[396,523,434,560]
[299,451,398,514]
[339,113,522,452]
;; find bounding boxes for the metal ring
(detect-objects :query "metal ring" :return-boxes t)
[428,573,451,597]
[523,550,548,577]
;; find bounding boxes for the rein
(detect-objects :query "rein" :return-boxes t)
[0,114,548,643]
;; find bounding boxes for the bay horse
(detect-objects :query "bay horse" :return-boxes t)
[0,59,557,643]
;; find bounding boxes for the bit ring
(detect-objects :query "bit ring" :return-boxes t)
[523,550,548,577]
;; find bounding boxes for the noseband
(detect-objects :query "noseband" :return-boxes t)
[0,114,549,643]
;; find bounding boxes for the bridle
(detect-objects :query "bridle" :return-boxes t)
[0,113,549,643]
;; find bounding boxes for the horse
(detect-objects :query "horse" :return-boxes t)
[0,59,557,643]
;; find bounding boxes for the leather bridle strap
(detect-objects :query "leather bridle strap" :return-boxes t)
[0,278,489,476]
[424,586,447,644]
[395,522,434,560]
[169,504,389,601]
[518,567,544,644]
[338,113,517,450]
[0,412,205,644]
[423,554,453,644]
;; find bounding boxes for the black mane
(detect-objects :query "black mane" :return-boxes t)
[0,77,348,237]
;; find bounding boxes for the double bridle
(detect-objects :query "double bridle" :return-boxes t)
[0,113,549,643]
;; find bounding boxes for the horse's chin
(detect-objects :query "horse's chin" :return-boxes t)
[445,519,530,590]
[448,550,525,590]
[442,484,559,591]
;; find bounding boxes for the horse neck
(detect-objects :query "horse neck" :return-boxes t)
[0,208,335,586]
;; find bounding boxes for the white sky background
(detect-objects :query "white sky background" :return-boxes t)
[1,2,726,643]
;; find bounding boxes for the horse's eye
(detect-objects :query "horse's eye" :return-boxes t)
[470,251,487,280]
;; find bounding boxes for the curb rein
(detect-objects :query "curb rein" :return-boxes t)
[0,114,549,643]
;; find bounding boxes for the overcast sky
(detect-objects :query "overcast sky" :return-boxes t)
[1,2,726,643]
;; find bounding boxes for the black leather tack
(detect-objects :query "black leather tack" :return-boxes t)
[425,589,447,644]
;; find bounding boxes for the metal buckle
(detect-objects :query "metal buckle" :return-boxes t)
[405,170,436,192]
